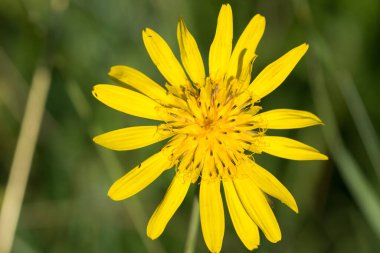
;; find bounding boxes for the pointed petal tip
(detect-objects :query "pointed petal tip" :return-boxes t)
[311,153,329,161]
[320,154,329,160]
[283,196,299,213]
[301,43,309,52]
[91,135,123,151]
[292,203,299,214]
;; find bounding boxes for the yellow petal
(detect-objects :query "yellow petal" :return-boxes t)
[92,85,162,120]
[233,178,281,243]
[108,65,170,104]
[93,126,174,151]
[108,150,172,201]
[209,4,233,82]
[253,109,323,129]
[223,181,260,250]
[249,43,309,101]
[142,28,190,89]
[177,18,205,86]
[147,174,190,239]
[227,14,265,83]
[253,136,328,160]
[200,181,224,253]
[245,161,298,213]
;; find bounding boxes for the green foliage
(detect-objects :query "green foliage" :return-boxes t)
[1,0,379,252]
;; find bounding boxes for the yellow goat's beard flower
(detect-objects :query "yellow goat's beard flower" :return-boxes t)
[92,4,328,252]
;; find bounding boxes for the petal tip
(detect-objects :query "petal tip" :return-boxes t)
[92,135,100,144]
[222,3,231,8]
[254,13,266,23]
[293,204,299,214]
[267,232,282,243]
[301,43,309,52]
[142,28,153,38]
[92,87,99,99]
[107,181,126,201]
[108,65,121,77]
[320,154,329,160]
[146,227,160,240]
[247,244,260,251]
[107,189,123,201]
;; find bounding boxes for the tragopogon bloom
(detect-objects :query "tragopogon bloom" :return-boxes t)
[93,4,328,252]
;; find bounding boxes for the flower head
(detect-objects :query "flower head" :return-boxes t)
[93,4,327,252]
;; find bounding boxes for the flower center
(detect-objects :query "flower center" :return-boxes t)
[159,78,263,182]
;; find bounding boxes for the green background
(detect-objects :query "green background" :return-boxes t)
[1,0,380,252]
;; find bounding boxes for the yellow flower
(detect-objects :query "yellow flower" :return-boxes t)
[92,4,327,252]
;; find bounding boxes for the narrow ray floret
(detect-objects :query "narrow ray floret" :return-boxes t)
[92,4,328,252]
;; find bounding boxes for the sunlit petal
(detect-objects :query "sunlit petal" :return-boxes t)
[147,174,190,239]
[209,4,233,81]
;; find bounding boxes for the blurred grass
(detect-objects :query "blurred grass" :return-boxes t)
[1,0,380,252]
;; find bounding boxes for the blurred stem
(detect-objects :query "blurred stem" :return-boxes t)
[293,0,380,238]
[184,194,199,253]
[336,71,380,178]
[314,36,380,180]
[308,62,380,239]
[0,63,51,253]
[293,0,380,181]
